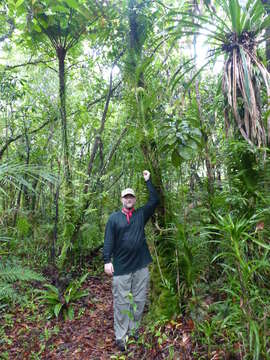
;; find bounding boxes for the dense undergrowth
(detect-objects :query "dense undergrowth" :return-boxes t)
[2,167,270,359]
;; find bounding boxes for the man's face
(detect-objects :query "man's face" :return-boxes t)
[121,194,136,209]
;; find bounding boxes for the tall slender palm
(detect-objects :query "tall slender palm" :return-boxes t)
[27,0,101,185]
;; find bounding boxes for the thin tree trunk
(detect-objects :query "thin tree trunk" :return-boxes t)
[193,22,214,198]
[51,183,60,265]
[128,0,166,229]
[23,128,31,209]
[13,126,31,226]
[70,127,128,244]
[57,46,71,185]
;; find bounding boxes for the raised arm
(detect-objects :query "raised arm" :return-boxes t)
[142,170,159,224]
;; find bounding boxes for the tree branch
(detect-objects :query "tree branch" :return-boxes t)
[100,126,128,176]
[5,57,57,71]
[83,67,114,194]
[0,117,57,160]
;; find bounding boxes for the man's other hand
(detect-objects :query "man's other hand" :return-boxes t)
[104,262,114,276]
[143,170,150,181]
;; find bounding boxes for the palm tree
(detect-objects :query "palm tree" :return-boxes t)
[169,0,270,146]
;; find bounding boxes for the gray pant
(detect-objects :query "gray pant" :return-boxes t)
[112,266,149,341]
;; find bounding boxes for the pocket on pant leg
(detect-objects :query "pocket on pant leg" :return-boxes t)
[113,274,132,304]
[132,267,150,302]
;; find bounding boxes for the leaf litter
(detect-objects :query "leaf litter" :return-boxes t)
[0,274,203,359]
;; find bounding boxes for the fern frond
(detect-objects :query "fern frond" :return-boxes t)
[0,282,20,302]
[0,263,44,283]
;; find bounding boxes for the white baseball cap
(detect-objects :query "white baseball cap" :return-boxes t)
[121,188,135,197]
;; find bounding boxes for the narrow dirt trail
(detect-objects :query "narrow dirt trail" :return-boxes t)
[44,275,120,359]
[1,274,198,359]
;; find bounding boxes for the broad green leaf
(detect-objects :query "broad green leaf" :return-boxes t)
[64,0,78,9]
[72,290,89,300]
[39,294,59,301]
[15,0,24,8]
[188,140,199,150]
[44,284,59,294]
[54,303,63,317]
[51,4,69,13]
[33,23,42,33]
[229,0,241,34]
[67,306,74,320]
[79,272,88,284]
[178,146,194,161]
[64,294,70,304]
[45,299,60,305]
[171,149,182,167]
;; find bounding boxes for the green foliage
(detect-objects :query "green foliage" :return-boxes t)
[209,212,270,358]
[225,140,260,193]
[0,162,55,197]
[16,216,31,238]
[167,0,270,146]
[175,226,200,292]
[161,119,202,166]
[0,260,44,307]
[38,273,88,320]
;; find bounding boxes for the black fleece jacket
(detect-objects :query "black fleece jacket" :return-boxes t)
[103,180,159,276]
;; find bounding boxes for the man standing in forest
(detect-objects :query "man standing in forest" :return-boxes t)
[103,170,159,352]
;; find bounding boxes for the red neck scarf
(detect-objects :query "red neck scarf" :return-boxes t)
[122,207,135,223]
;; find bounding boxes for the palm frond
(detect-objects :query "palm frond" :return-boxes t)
[0,162,56,198]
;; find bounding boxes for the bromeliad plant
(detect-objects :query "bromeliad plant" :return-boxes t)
[38,273,89,321]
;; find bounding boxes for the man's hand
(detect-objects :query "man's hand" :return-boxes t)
[104,262,114,276]
[143,170,150,181]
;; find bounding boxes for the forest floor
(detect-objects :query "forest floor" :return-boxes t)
[0,272,225,360]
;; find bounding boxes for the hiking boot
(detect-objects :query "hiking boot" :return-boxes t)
[116,339,126,352]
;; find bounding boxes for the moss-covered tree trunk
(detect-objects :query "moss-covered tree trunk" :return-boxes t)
[127,0,179,318]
